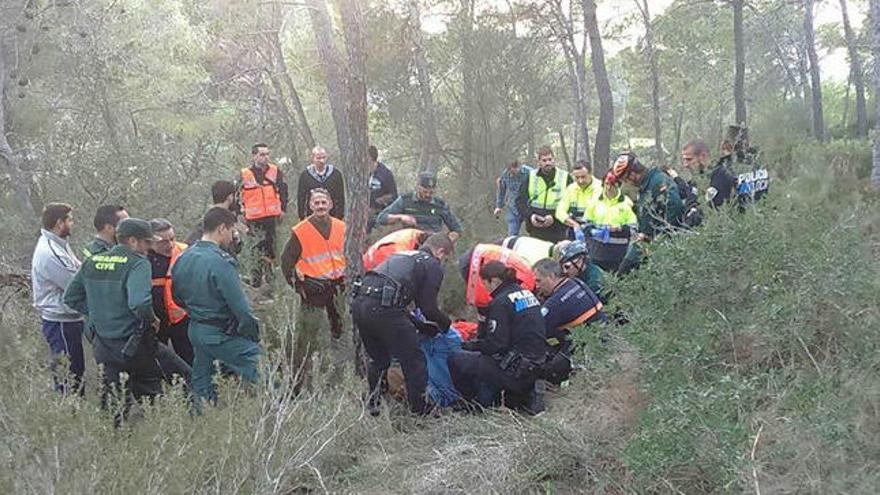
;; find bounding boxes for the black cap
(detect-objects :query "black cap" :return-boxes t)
[116,218,161,241]
[418,171,437,189]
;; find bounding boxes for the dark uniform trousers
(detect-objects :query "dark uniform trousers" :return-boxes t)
[93,335,164,417]
[247,217,277,286]
[449,350,534,407]
[157,319,195,365]
[350,296,428,413]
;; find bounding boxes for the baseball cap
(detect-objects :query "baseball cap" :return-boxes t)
[418,171,437,189]
[116,218,161,241]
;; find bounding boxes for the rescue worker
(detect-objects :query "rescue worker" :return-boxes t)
[497,235,566,266]
[532,258,605,385]
[239,142,288,288]
[185,180,243,256]
[555,160,601,239]
[64,219,169,419]
[350,233,454,415]
[377,171,462,242]
[558,241,607,303]
[707,125,769,208]
[32,203,84,395]
[148,218,193,365]
[518,145,572,243]
[83,204,128,259]
[613,151,684,274]
[367,145,398,232]
[362,228,429,272]
[171,207,262,404]
[449,261,548,414]
[581,172,637,273]
[297,145,345,220]
[493,159,532,236]
[458,243,536,311]
[280,189,346,393]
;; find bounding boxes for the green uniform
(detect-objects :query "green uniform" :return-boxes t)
[64,244,164,409]
[82,236,114,260]
[577,261,607,304]
[620,168,684,274]
[171,240,261,402]
[377,193,462,233]
[635,168,683,239]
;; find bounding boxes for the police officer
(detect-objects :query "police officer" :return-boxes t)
[377,171,462,242]
[707,125,769,208]
[172,207,261,404]
[518,145,572,243]
[558,241,607,303]
[532,258,606,385]
[64,218,176,419]
[351,233,454,415]
[83,204,129,259]
[449,261,548,414]
[612,151,684,274]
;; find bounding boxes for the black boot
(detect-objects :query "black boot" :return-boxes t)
[526,380,546,416]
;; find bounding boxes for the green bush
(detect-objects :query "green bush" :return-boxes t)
[613,154,880,492]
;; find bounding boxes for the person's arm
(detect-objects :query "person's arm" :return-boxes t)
[555,186,575,226]
[376,196,407,226]
[440,202,462,234]
[495,175,506,210]
[473,301,511,356]
[414,260,451,330]
[279,234,303,286]
[42,249,79,292]
[127,258,157,322]
[63,269,88,316]
[297,170,308,220]
[213,260,260,341]
[276,168,289,213]
[708,167,734,208]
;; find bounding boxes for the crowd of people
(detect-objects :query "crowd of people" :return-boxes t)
[29,125,769,420]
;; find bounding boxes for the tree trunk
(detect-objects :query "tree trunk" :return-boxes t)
[839,0,868,138]
[584,0,613,175]
[637,0,662,164]
[408,1,442,173]
[0,43,39,222]
[307,0,352,154]
[871,0,880,189]
[733,0,747,126]
[458,0,476,193]
[270,29,316,150]
[803,0,826,142]
[260,48,300,160]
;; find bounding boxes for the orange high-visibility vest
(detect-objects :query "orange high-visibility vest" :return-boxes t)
[362,228,425,271]
[465,244,536,308]
[240,164,282,220]
[151,242,188,325]
[291,217,346,280]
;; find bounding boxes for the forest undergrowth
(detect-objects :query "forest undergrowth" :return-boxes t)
[1,144,878,493]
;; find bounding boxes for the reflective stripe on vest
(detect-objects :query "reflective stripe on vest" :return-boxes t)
[292,217,346,280]
[362,228,424,271]
[151,242,189,325]
[562,302,603,329]
[465,244,536,308]
[528,168,569,210]
[241,165,282,220]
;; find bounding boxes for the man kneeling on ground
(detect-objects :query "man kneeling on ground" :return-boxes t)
[450,261,548,414]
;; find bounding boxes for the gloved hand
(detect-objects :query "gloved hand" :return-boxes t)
[590,226,611,243]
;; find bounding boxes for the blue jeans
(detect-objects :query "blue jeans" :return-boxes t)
[41,319,85,395]
[505,208,523,236]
